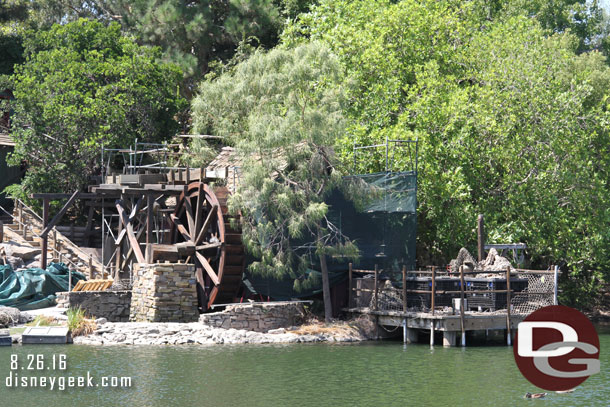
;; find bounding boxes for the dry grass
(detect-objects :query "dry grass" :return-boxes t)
[290,319,361,336]
[70,319,97,337]
[67,306,97,337]
[26,315,59,327]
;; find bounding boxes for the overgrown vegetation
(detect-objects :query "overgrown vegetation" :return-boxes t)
[26,314,58,327]
[2,0,610,308]
[66,306,96,337]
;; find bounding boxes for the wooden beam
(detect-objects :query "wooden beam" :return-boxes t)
[196,242,222,251]
[30,192,98,199]
[116,201,145,264]
[194,181,203,234]
[183,185,195,236]
[146,194,153,262]
[41,198,49,269]
[195,205,217,245]
[477,214,485,262]
[170,214,191,241]
[40,190,80,237]
[195,251,220,285]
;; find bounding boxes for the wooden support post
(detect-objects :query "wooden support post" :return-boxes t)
[18,201,23,231]
[23,224,27,240]
[402,265,407,314]
[146,194,153,263]
[374,264,379,311]
[0,220,3,243]
[553,265,559,305]
[348,262,353,307]
[116,217,123,273]
[53,229,57,253]
[186,165,190,184]
[88,254,93,280]
[431,266,436,315]
[170,169,175,185]
[506,266,512,346]
[477,214,485,262]
[430,320,434,347]
[41,198,49,269]
[443,331,457,347]
[460,265,466,347]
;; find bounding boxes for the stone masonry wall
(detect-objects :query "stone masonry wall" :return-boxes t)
[200,302,305,332]
[129,263,199,323]
[56,291,131,322]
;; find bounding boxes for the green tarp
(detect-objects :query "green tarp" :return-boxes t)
[0,263,86,310]
[245,171,417,298]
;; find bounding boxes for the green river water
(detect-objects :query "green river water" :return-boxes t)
[0,325,608,407]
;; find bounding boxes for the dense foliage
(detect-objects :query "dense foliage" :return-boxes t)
[283,0,610,307]
[193,43,358,318]
[8,19,185,196]
[2,0,610,308]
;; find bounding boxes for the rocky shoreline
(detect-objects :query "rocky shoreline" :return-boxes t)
[72,320,370,346]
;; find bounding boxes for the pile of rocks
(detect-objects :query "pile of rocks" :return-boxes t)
[129,263,199,323]
[0,242,41,269]
[0,306,33,328]
[200,302,305,332]
[73,320,367,346]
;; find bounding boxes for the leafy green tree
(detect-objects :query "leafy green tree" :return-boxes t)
[8,18,186,197]
[13,0,316,96]
[193,43,358,320]
[285,0,610,307]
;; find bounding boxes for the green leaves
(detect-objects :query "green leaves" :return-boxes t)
[284,1,610,306]
[9,19,186,196]
[194,42,358,279]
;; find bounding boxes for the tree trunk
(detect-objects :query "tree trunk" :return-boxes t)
[319,252,333,322]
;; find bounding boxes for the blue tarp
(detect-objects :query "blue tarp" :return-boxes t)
[0,263,86,310]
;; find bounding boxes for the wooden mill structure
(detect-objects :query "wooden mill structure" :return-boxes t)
[25,164,245,312]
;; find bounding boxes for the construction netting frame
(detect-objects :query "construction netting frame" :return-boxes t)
[244,138,418,299]
[325,170,417,278]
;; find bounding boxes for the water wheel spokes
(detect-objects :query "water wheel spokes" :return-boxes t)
[171,182,244,311]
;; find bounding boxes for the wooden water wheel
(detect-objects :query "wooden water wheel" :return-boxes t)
[170,182,245,311]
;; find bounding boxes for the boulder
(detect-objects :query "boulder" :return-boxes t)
[1,242,41,261]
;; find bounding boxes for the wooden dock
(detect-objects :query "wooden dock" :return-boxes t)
[344,307,524,347]
[343,263,558,347]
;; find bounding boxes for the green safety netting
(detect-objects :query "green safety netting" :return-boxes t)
[244,171,417,298]
[0,263,86,310]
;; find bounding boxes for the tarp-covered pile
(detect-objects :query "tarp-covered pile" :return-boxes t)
[0,263,86,310]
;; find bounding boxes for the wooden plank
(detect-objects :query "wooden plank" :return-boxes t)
[195,251,220,285]
[431,266,436,315]
[402,265,407,313]
[40,190,80,237]
[146,194,153,263]
[183,185,195,237]
[116,201,145,264]
[41,198,49,269]
[195,205,218,245]
[72,280,85,292]
[194,181,203,236]
[460,265,465,347]
[477,214,485,262]
[196,242,222,250]
[170,214,191,241]
[348,263,353,308]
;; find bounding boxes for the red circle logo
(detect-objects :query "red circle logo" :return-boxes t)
[513,305,600,391]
